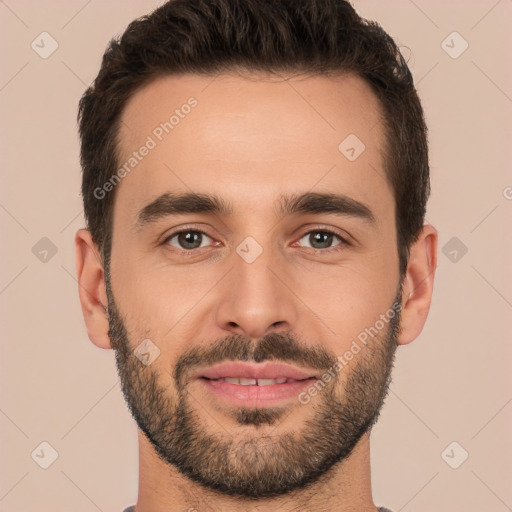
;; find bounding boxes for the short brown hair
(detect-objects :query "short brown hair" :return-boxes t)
[78,0,430,275]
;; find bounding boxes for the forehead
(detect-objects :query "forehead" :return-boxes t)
[114,71,391,223]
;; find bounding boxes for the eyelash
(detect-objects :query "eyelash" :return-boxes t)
[161,226,350,256]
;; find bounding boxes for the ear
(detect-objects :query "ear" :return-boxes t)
[74,229,112,349]
[398,224,438,346]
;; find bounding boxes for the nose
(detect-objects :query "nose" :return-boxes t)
[214,246,298,340]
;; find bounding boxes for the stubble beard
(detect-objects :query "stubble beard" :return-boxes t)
[105,272,400,498]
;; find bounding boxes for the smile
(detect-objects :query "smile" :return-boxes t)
[203,376,307,386]
[192,362,319,407]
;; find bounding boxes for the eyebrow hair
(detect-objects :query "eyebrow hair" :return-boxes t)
[134,191,376,231]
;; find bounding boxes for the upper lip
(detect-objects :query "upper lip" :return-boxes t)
[192,361,317,381]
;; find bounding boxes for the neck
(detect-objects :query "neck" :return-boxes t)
[134,431,378,512]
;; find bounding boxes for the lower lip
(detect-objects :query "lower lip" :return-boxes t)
[197,378,315,407]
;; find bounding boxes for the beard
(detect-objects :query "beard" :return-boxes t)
[105,273,400,499]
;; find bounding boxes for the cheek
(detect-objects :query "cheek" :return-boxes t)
[111,258,211,354]
[284,248,399,353]
[312,277,396,348]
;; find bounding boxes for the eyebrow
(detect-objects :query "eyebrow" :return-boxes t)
[134,191,376,231]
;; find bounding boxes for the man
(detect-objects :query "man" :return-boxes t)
[74,0,437,510]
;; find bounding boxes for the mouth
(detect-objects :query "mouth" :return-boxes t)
[202,376,306,386]
[192,361,318,407]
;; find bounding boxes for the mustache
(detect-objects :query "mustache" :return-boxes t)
[173,332,338,388]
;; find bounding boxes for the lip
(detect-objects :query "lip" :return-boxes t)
[192,361,318,381]
[199,378,315,407]
[191,361,318,408]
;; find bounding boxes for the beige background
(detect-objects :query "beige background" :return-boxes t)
[1,1,511,511]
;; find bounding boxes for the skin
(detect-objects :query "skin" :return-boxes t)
[75,72,437,512]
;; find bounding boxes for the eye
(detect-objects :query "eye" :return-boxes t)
[162,227,349,254]
[297,229,346,251]
[164,229,214,250]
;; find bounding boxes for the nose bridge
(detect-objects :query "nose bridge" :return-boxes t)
[215,236,297,338]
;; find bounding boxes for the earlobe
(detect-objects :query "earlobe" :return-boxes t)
[74,229,112,349]
[397,224,438,346]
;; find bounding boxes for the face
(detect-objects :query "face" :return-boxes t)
[106,72,402,497]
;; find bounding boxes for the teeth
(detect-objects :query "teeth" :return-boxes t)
[217,377,294,386]
[239,378,257,385]
[257,379,277,386]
